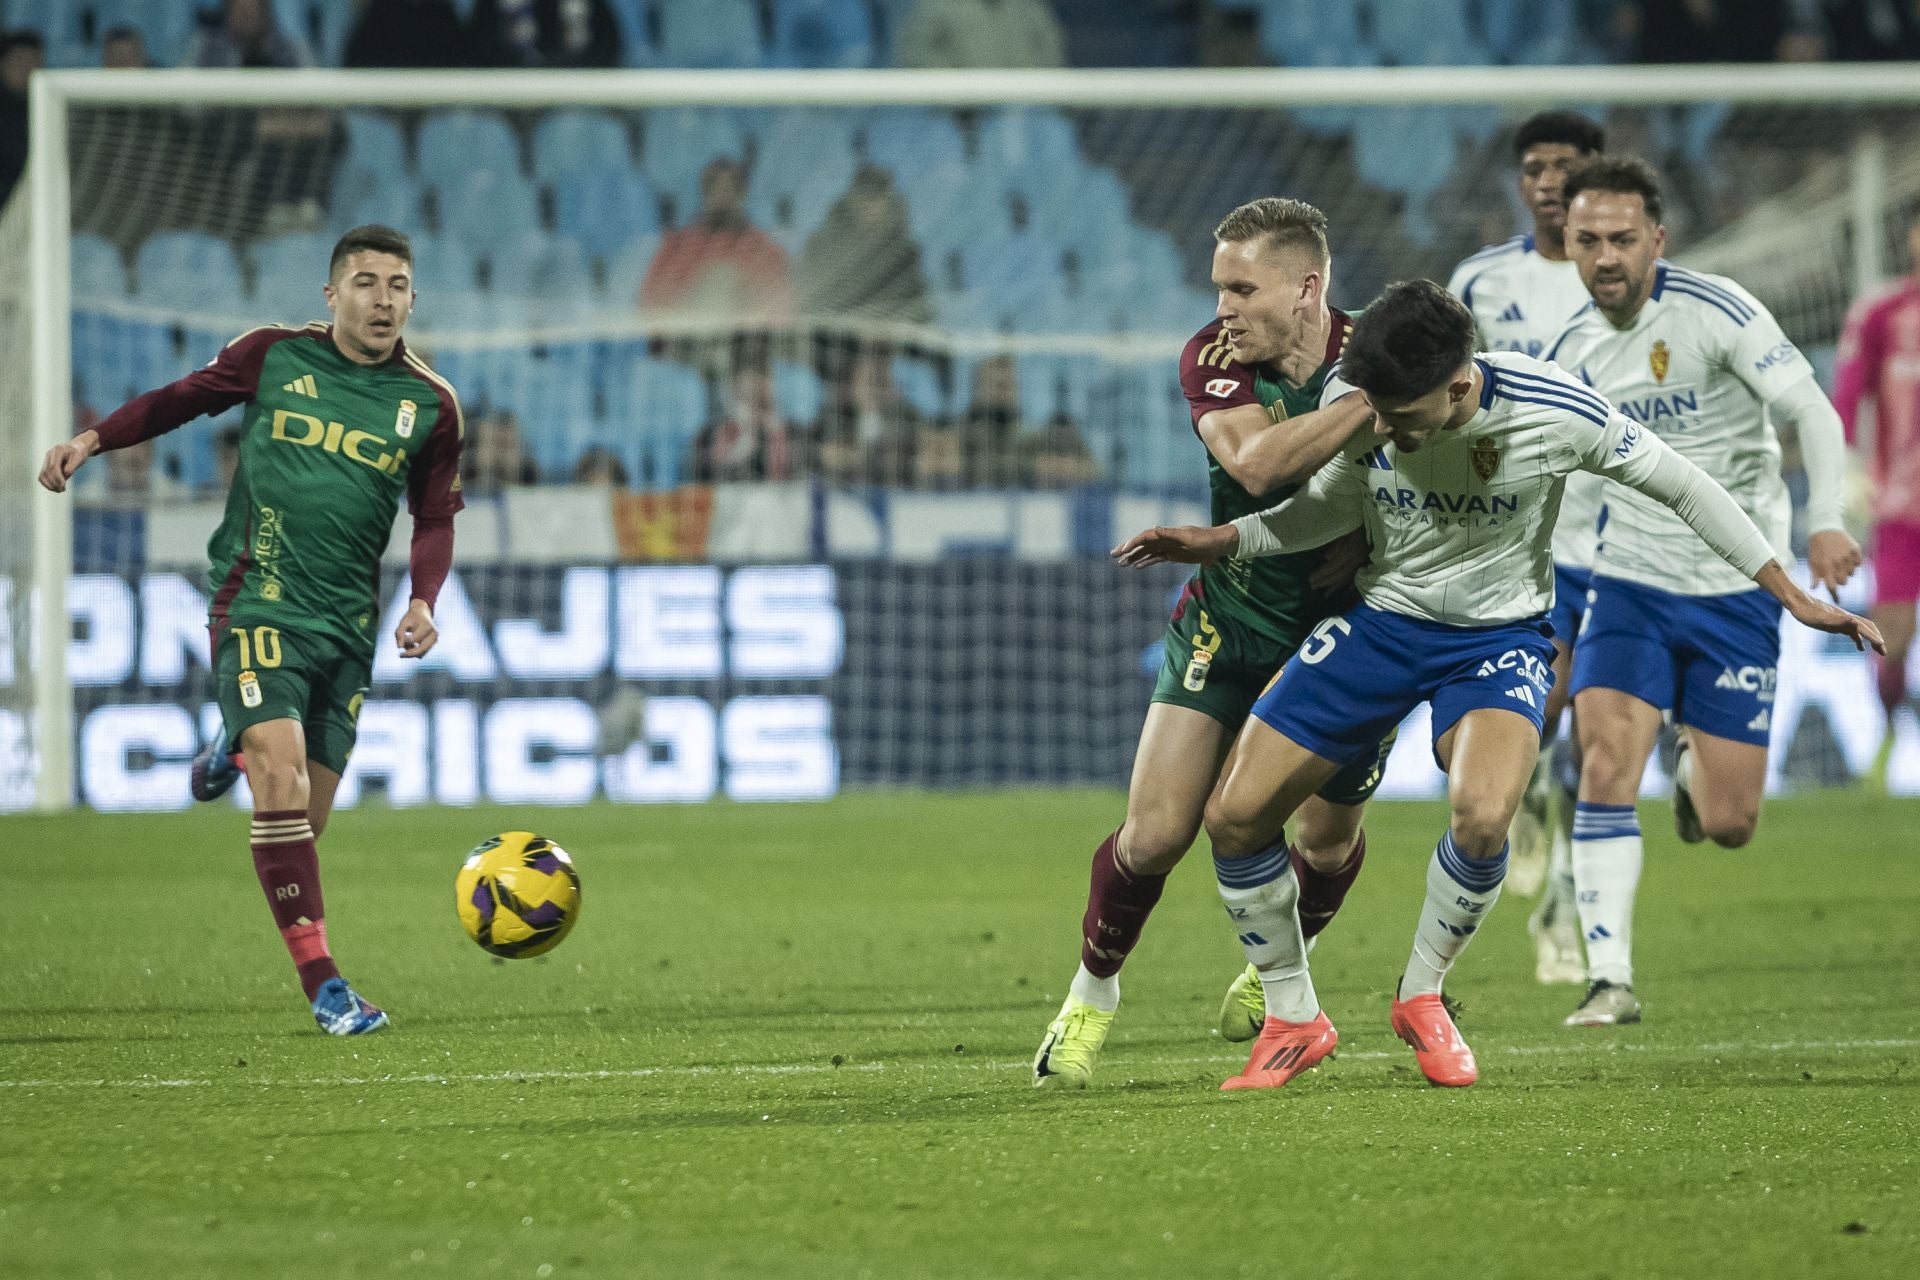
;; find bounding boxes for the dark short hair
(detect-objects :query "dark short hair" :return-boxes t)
[1340,280,1477,403]
[1563,154,1665,225]
[1214,197,1331,267]
[329,224,413,279]
[1512,110,1605,161]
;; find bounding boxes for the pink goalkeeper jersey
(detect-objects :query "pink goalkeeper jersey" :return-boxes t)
[1834,277,1920,522]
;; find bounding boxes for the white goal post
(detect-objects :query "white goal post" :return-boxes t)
[14,63,1920,811]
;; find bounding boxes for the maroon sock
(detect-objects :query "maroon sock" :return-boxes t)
[1078,828,1168,979]
[1293,831,1366,941]
[1876,653,1908,717]
[250,808,339,1001]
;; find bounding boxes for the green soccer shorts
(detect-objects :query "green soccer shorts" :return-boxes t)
[212,621,371,775]
[1150,584,1392,808]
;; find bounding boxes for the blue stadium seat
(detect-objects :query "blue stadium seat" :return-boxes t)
[488,352,600,479]
[1016,354,1094,428]
[1353,108,1457,201]
[747,128,857,253]
[1086,225,1187,305]
[606,0,656,67]
[615,357,712,488]
[1019,164,1131,249]
[271,0,349,64]
[1286,43,1381,134]
[1257,0,1362,65]
[974,109,1083,180]
[904,164,1012,260]
[656,0,765,70]
[485,233,593,317]
[404,232,482,295]
[889,355,944,419]
[770,0,875,68]
[92,0,197,65]
[532,111,632,186]
[337,112,408,188]
[1370,0,1473,66]
[247,231,336,323]
[958,230,1063,299]
[860,110,966,177]
[601,233,665,310]
[436,169,543,256]
[415,110,522,191]
[640,107,749,222]
[1480,0,1573,64]
[330,171,426,237]
[71,234,128,300]
[552,168,663,263]
[133,232,244,312]
[772,358,824,425]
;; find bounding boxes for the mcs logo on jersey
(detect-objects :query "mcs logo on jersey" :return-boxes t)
[271,408,406,476]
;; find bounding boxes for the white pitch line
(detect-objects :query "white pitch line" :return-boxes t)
[1,1036,1914,1093]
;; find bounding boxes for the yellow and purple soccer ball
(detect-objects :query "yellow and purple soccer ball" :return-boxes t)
[455,832,582,959]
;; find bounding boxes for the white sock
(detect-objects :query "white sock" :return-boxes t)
[1402,831,1507,997]
[1068,963,1119,1013]
[1214,844,1318,1022]
[1572,802,1642,985]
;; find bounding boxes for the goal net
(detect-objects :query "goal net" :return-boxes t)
[7,66,1918,812]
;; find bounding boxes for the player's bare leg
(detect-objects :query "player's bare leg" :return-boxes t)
[1218,795,1368,1041]
[1507,654,1562,897]
[1566,687,1663,1026]
[1206,721,1343,1090]
[242,721,386,1036]
[1387,709,1537,1087]
[1034,704,1230,1087]
[1866,601,1916,790]
[1672,727,1767,848]
[1528,641,1586,982]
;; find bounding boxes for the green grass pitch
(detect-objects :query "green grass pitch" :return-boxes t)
[3,792,1916,1279]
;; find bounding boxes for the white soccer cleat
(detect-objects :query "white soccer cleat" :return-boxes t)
[1565,980,1642,1026]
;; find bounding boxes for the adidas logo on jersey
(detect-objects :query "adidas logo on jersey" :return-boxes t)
[1504,685,1537,708]
[282,374,318,398]
[1748,709,1771,733]
[1497,302,1525,322]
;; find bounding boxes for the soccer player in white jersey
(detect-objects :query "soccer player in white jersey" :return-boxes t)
[1545,157,1864,1027]
[1446,110,1607,984]
[1113,281,1880,1089]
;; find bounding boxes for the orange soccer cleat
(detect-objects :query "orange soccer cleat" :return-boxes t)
[1220,1012,1338,1091]
[1390,991,1477,1087]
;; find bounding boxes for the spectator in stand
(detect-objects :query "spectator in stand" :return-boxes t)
[469,0,623,68]
[640,157,796,323]
[101,25,148,68]
[1,30,44,209]
[345,0,478,68]
[572,446,631,487]
[1021,416,1101,488]
[184,0,314,68]
[1812,0,1920,58]
[895,0,1066,68]
[691,366,808,483]
[953,353,1021,486]
[796,164,932,324]
[462,408,541,492]
[819,348,919,485]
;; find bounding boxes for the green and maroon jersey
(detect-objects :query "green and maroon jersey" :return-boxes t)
[91,322,464,654]
[1176,312,1356,645]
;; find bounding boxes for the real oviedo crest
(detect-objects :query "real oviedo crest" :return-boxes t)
[395,399,417,439]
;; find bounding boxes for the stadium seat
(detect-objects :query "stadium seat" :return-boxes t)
[746,127,857,253]
[485,233,594,319]
[415,110,522,191]
[904,163,1012,260]
[247,231,336,324]
[531,111,633,186]
[640,107,749,222]
[403,232,482,296]
[552,168,663,263]
[71,234,128,301]
[435,169,543,259]
[656,0,765,70]
[133,231,245,313]
[859,110,966,177]
[92,0,197,65]
[957,231,1064,305]
[772,358,825,425]
[271,0,350,64]
[330,173,426,238]
[1016,354,1094,428]
[490,353,601,479]
[974,109,1084,181]
[1480,0,1575,64]
[600,233,665,310]
[1019,164,1131,250]
[1352,107,1457,201]
[769,0,875,69]
[889,355,945,419]
[1371,0,1473,67]
[338,112,408,178]
[1257,0,1362,66]
[1287,43,1382,134]
[615,357,713,488]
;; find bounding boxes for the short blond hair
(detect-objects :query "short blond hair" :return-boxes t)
[1213,197,1330,267]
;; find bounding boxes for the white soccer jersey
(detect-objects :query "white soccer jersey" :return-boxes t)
[1447,234,1606,569]
[1545,262,1809,598]
[1231,353,1775,626]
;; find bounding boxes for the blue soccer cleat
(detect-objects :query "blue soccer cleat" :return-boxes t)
[311,977,391,1036]
[190,723,242,802]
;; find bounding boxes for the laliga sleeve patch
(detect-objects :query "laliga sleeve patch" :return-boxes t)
[1206,378,1239,398]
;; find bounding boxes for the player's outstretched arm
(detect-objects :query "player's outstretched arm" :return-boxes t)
[1753,562,1884,653]
[1112,523,1239,567]
[37,429,101,493]
[1196,393,1378,495]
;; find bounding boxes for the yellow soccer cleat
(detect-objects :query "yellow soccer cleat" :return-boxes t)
[1032,996,1116,1089]
[1218,963,1266,1043]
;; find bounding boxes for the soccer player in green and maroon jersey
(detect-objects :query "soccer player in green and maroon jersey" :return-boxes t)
[37,224,463,1036]
[1033,198,1391,1087]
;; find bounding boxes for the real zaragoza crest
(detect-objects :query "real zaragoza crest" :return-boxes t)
[1471,435,1500,482]
[1649,340,1670,383]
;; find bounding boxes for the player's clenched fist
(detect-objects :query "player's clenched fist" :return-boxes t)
[394,599,439,659]
[38,430,99,493]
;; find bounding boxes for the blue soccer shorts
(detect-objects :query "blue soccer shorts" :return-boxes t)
[1570,574,1782,746]
[1549,563,1592,652]
[1252,604,1557,771]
